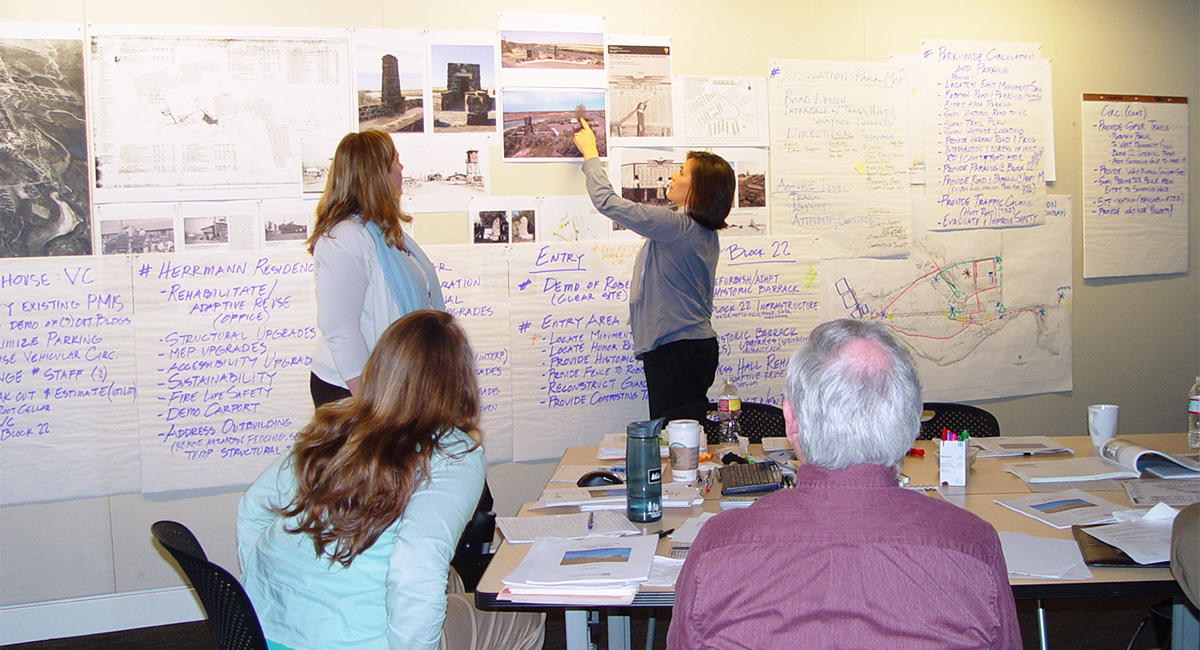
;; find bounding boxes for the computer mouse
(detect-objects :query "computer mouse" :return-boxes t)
[577,470,624,487]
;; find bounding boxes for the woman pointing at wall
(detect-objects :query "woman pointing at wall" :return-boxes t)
[306,130,444,406]
[573,118,735,418]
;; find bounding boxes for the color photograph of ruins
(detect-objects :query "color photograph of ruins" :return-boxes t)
[431,44,497,133]
[500,30,603,70]
[501,89,606,160]
[356,30,427,133]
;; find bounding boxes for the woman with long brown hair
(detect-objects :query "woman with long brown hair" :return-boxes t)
[307,130,444,406]
[237,311,543,650]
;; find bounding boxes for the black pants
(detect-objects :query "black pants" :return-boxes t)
[310,373,351,408]
[640,337,720,419]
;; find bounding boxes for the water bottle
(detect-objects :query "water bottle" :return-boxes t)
[625,418,664,523]
[1189,376,1200,449]
[717,378,742,445]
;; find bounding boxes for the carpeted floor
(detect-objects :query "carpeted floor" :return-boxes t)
[2,597,1175,650]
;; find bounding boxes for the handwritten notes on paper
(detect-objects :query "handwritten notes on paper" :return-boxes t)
[921,41,1048,230]
[133,250,315,492]
[1082,96,1189,278]
[767,60,910,257]
[508,241,647,462]
[427,245,516,463]
[0,257,140,504]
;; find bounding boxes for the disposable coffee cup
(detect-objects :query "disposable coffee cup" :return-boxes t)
[1087,404,1118,446]
[666,419,701,482]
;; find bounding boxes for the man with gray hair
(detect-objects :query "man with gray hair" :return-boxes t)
[667,319,1020,650]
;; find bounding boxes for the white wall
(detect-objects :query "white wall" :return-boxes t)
[1,0,1197,642]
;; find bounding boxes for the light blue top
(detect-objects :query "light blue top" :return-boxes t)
[236,430,484,650]
[581,157,719,357]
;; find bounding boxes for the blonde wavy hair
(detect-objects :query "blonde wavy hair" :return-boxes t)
[306,129,409,253]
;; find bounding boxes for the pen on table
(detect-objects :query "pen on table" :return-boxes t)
[657,528,676,539]
[587,512,594,530]
[702,469,713,493]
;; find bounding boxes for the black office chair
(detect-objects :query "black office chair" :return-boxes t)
[451,482,496,593]
[151,521,268,650]
[918,402,1000,440]
[661,401,786,445]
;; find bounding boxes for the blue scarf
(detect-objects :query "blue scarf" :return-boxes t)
[363,219,445,314]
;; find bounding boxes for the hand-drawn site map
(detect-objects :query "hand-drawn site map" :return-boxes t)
[824,226,1072,401]
[0,38,91,257]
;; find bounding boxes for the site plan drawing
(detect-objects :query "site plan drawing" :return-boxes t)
[88,28,353,203]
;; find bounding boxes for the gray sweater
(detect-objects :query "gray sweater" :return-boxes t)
[582,158,718,357]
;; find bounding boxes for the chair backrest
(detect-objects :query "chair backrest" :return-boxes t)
[918,402,1000,440]
[151,521,269,650]
[660,401,786,445]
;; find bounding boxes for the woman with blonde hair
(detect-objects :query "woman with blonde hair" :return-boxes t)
[238,310,544,650]
[307,130,443,405]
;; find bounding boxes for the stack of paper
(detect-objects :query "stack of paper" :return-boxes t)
[500,535,659,605]
[999,531,1093,580]
[1004,457,1138,483]
[995,489,1125,529]
[972,436,1071,458]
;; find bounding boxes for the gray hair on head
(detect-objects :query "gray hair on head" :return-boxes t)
[784,319,922,469]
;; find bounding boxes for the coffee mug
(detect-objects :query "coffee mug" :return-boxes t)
[666,419,701,482]
[1087,404,1118,446]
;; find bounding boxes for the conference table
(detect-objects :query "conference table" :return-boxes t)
[475,433,1197,650]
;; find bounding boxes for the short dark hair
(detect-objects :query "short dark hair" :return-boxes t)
[682,151,735,231]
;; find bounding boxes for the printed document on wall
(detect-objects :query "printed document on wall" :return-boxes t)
[1082,96,1188,278]
[89,26,353,203]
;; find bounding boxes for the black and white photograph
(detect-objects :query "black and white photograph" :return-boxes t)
[614,147,684,208]
[300,134,342,194]
[397,135,489,213]
[0,35,91,258]
[264,217,309,243]
[183,216,229,245]
[473,210,509,244]
[99,218,175,255]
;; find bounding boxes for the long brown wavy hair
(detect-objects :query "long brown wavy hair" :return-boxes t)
[306,129,410,254]
[278,310,482,566]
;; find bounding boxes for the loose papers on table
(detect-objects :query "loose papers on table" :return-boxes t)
[1080,503,1179,565]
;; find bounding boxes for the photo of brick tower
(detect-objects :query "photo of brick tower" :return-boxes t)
[432,44,496,133]
[356,32,427,133]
